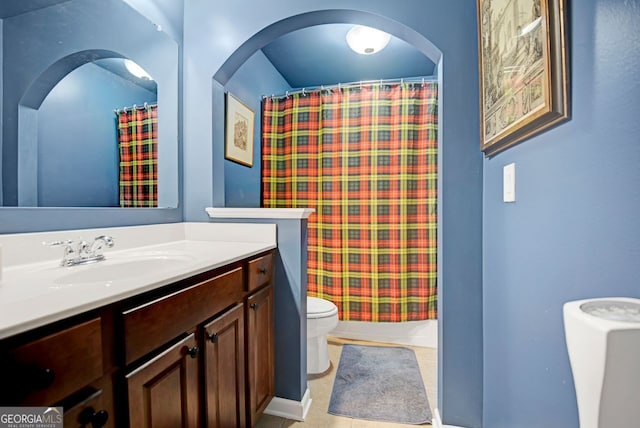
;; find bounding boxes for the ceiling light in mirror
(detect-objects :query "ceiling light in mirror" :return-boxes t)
[124,59,153,80]
[346,25,391,55]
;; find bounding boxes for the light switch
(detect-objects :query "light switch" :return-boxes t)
[503,163,516,202]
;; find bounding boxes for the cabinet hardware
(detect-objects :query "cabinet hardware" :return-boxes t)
[208,333,218,343]
[79,407,109,428]
[250,303,259,310]
[259,268,268,275]
[186,346,199,358]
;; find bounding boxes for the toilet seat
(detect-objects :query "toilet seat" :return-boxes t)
[308,297,338,319]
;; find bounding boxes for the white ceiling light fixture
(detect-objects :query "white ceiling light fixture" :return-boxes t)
[124,59,153,80]
[346,25,391,55]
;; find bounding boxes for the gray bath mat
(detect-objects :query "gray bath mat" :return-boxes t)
[328,344,432,424]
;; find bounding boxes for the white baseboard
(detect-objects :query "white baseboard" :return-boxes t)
[263,388,312,421]
[433,408,466,428]
[330,319,438,348]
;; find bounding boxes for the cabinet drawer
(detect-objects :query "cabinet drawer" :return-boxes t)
[247,253,273,292]
[4,318,103,406]
[122,267,244,365]
[62,385,112,428]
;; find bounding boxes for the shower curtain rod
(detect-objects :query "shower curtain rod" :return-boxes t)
[263,76,437,100]
[113,102,157,114]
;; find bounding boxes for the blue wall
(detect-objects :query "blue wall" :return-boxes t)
[38,63,156,207]
[483,1,640,427]
[224,51,291,207]
[183,2,482,426]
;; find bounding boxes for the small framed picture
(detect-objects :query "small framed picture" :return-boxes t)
[225,92,255,167]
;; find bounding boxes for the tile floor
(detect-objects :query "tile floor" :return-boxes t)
[256,337,437,427]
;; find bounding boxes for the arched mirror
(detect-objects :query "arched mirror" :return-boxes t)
[0,0,178,208]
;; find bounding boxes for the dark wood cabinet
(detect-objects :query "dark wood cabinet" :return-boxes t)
[0,250,275,428]
[126,333,200,428]
[1,318,103,406]
[0,316,114,428]
[246,284,275,427]
[62,379,113,428]
[204,303,246,428]
[121,267,244,365]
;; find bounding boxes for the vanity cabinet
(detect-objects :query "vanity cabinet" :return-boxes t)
[204,303,246,427]
[62,379,113,428]
[120,267,245,366]
[0,250,275,428]
[126,333,200,427]
[0,315,114,427]
[246,284,275,427]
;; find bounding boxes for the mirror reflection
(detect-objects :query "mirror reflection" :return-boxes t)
[36,59,158,207]
[0,0,179,208]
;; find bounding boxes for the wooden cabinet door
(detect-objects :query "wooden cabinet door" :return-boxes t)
[126,334,199,428]
[203,303,246,428]
[246,285,274,427]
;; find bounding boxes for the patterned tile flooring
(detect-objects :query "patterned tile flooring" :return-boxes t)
[256,337,437,427]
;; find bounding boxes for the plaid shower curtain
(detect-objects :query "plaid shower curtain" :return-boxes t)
[262,82,438,321]
[116,104,158,207]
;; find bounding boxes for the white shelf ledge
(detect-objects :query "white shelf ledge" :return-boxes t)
[206,207,315,219]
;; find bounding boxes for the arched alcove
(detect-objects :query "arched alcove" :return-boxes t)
[20,50,126,110]
[210,7,445,413]
[213,9,442,85]
[211,9,443,208]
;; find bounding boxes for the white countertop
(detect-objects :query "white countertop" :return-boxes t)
[0,222,276,339]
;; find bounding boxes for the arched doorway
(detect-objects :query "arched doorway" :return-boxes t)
[211,8,444,422]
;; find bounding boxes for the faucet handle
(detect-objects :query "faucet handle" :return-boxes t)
[94,235,115,248]
[89,236,115,255]
[92,235,115,249]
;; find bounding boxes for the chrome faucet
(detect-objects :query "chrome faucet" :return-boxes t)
[44,235,115,267]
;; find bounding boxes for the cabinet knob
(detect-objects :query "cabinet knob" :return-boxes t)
[208,333,218,343]
[250,302,258,310]
[186,346,199,358]
[79,407,109,428]
[92,410,109,428]
[259,268,268,275]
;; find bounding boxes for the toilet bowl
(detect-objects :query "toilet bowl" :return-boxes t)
[307,296,339,374]
[563,297,640,428]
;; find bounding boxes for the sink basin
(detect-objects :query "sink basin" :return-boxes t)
[53,254,195,285]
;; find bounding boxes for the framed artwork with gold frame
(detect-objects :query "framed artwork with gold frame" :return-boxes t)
[225,92,255,167]
[477,0,569,156]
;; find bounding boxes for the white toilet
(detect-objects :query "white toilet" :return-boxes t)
[563,297,640,428]
[307,296,339,374]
